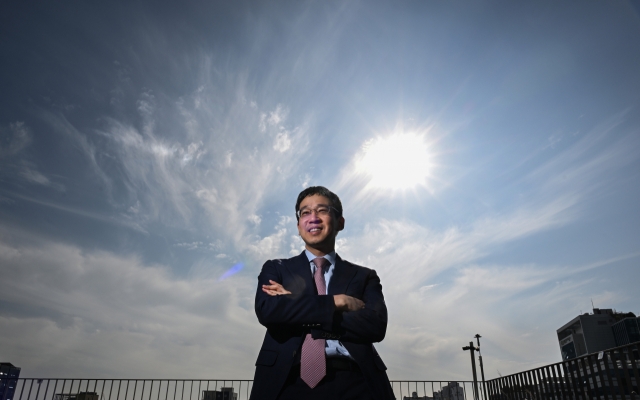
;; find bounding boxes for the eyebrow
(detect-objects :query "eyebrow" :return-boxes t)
[299,204,331,210]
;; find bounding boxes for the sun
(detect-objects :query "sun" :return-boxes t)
[356,132,432,190]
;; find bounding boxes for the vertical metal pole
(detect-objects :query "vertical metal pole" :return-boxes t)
[476,356,486,400]
[469,342,479,400]
[474,335,487,400]
[474,333,488,399]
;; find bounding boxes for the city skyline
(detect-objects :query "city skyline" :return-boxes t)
[1,1,639,381]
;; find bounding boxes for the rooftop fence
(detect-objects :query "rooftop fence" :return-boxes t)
[1,378,486,400]
[486,341,640,399]
[11,340,639,400]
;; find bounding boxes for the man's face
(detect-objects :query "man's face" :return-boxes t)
[297,194,344,254]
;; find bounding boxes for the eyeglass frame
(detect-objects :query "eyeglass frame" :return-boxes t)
[295,204,341,221]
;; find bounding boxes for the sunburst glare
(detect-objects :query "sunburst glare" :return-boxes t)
[356,132,432,190]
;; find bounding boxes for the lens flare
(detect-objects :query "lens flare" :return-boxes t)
[219,262,244,280]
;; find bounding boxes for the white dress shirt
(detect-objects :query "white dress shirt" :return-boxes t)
[304,249,354,359]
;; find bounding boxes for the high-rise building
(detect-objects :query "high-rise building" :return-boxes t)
[612,316,640,346]
[557,308,637,360]
[0,363,21,400]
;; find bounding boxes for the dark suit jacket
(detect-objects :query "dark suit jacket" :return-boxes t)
[250,251,394,400]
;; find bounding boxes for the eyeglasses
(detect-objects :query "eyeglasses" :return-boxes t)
[296,205,339,220]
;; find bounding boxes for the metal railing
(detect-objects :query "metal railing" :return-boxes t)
[391,381,486,399]
[0,380,253,400]
[486,341,640,399]
[0,379,487,400]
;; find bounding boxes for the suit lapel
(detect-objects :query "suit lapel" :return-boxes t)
[328,254,357,295]
[285,251,315,296]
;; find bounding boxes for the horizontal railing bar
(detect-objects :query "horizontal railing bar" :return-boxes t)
[5,379,478,383]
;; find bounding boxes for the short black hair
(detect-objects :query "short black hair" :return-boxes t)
[295,186,343,221]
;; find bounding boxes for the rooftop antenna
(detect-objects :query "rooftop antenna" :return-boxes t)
[591,298,595,313]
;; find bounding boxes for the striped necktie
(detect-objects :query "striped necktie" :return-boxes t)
[300,257,329,388]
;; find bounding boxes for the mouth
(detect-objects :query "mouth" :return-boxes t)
[308,227,322,233]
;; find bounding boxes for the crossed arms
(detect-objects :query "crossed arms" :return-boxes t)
[254,260,387,343]
[262,280,365,311]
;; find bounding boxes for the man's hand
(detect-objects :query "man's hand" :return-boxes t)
[333,294,365,312]
[262,280,292,296]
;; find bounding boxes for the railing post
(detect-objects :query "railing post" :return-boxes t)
[565,359,582,400]
[514,373,523,400]
[614,348,631,398]
[553,363,567,399]
[627,344,640,398]
[529,369,542,400]
[608,349,623,398]
[576,356,594,399]
[590,353,609,400]
[547,364,558,398]
[505,374,512,400]
[626,343,640,399]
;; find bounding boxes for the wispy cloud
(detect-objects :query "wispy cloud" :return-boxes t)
[0,122,63,190]
[526,110,639,197]
[1,191,147,233]
[45,73,314,257]
[0,231,261,378]
[39,111,113,194]
[0,121,31,157]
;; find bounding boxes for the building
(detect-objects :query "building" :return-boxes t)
[54,392,99,400]
[403,391,431,400]
[557,308,637,360]
[433,382,464,400]
[612,316,640,346]
[77,393,99,400]
[0,363,21,400]
[201,388,237,400]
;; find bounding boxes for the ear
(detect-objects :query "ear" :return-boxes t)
[336,216,345,232]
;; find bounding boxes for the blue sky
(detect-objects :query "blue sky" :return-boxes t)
[1,0,639,381]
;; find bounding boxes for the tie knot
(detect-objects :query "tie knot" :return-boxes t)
[312,257,329,272]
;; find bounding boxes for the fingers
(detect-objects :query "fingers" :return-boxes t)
[261,281,291,295]
[262,281,282,290]
[262,284,278,290]
[333,294,366,311]
[348,297,365,311]
[262,287,279,296]
[263,280,283,290]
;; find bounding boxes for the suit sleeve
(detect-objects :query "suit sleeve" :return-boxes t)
[332,269,387,343]
[255,259,336,330]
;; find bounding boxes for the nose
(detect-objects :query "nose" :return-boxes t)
[307,210,321,221]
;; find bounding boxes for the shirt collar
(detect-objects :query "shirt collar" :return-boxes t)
[304,249,336,269]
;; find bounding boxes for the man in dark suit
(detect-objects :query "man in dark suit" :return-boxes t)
[250,186,395,400]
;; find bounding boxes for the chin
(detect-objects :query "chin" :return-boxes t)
[304,240,323,248]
